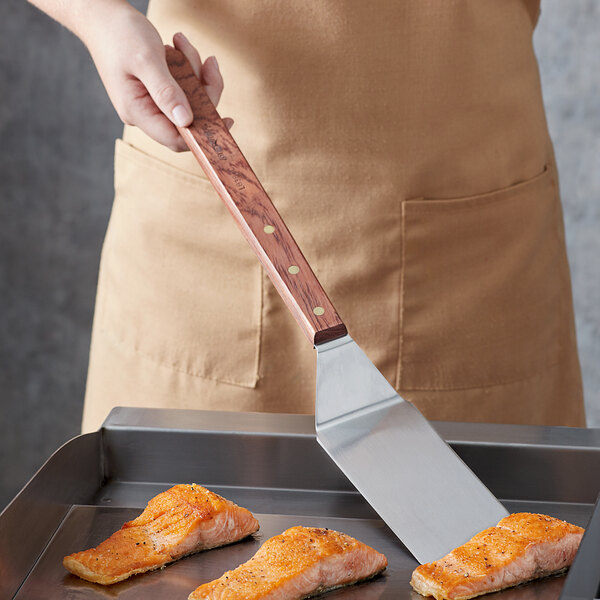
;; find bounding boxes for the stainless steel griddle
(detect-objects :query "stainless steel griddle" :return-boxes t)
[1,408,599,600]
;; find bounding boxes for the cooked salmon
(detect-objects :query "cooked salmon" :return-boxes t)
[411,513,584,600]
[188,525,387,599]
[63,484,260,585]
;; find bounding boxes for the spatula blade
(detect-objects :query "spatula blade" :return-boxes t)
[315,335,508,564]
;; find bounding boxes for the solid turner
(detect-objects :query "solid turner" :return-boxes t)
[166,47,508,564]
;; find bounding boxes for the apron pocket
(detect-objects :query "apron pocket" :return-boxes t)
[98,139,261,388]
[399,165,562,391]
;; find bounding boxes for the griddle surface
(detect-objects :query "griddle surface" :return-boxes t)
[15,501,586,600]
[5,411,598,599]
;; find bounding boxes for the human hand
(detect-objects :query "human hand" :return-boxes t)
[80,3,231,152]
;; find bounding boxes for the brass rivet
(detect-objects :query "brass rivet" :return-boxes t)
[313,306,325,316]
[288,265,299,274]
[264,225,275,234]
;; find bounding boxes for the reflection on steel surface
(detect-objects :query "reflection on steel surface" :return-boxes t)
[316,335,508,564]
[0,408,597,599]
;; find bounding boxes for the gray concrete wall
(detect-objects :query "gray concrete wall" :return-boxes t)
[0,0,148,511]
[1,0,599,511]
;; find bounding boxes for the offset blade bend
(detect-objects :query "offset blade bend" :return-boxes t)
[315,336,508,564]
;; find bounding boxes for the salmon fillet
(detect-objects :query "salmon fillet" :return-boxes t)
[411,513,584,600]
[189,525,387,599]
[63,484,259,585]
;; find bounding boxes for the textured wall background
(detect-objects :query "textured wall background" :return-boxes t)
[1,0,599,511]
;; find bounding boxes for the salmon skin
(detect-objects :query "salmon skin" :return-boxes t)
[411,513,584,600]
[189,525,387,599]
[63,484,260,585]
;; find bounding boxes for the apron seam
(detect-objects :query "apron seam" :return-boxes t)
[116,139,210,189]
[399,358,562,392]
[100,323,259,389]
[402,165,550,211]
[549,160,579,374]
[95,152,120,327]
[395,198,410,390]
[254,269,266,383]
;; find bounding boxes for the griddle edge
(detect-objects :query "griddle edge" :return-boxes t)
[2,407,599,599]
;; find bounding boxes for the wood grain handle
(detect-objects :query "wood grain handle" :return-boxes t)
[166,47,347,346]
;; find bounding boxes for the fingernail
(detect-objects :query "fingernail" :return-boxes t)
[172,104,191,127]
[210,56,221,73]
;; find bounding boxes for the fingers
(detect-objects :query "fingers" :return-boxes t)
[173,32,224,107]
[139,116,189,152]
[85,8,195,151]
[114,27,232,152]
[201,56,225,107]
[173,32,201,79]
[122,77,189,151]
[120,41,233,152]
[135,50,194,128]
[136,109,189,152]
[172,33,233,129]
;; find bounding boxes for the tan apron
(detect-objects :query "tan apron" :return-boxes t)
[81,0,586,433]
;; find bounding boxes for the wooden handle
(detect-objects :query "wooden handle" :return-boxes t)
[166,47,347,346]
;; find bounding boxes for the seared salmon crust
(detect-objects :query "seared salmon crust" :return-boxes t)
[189,525,388,599]
[63,484,259,585]
[411,513,584,600]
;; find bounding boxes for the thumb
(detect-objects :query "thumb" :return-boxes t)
[140,58,193,127]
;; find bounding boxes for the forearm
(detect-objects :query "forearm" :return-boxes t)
[27,0,134,46]
[25,0,228,151]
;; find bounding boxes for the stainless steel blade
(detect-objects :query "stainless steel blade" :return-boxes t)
[315,335,509,564]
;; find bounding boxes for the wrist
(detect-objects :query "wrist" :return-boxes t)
[72,0,138,50]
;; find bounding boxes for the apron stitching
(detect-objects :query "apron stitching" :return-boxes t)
[402,165,551,212]
[550,162,579,369]
[396,200,410,389]
[254,269,266,384]
[399,358,562,392]
[95,146,123,333]
[547,163,571,364]
[97,209,117,338]
[117,139,211,189]
[100,322,257,388]
[550,158,585,425]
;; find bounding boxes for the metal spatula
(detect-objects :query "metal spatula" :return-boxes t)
[166,47,508,564]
